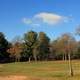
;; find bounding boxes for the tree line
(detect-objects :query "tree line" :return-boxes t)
[0,30,80,63]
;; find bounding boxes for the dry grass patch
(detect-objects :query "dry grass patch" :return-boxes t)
[0,75,27,80]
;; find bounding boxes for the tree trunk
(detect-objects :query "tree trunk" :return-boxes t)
[34,55,37,62]
[68,52,73,76]
[63,54,64,61]
[65,53,67,61]
[29,57,31,62]
[63,53,67,61]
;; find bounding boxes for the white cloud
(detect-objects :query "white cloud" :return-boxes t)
[34,12,65,25]
[22,18,40,27]
[22,12,70,26]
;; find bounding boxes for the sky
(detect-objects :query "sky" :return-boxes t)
[0,0,80,41]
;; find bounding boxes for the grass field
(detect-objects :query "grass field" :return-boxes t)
[0,60,80,80]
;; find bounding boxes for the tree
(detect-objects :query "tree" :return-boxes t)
[58,34,70,60]
[23,31,38,62]
[35,32,50,60]
[51,39,63,60]
[33,43,39,61]
[8,42,23,62]
[59,33,77,76]
[67,36,77,77]
[8,36,23,62]
[0,32,10,63]
[74,41,80,59]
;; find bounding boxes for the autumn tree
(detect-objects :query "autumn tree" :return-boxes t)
[57,34,70,60]
[59,33,77,76]
[8,36,23,62]
[8,42,23,62]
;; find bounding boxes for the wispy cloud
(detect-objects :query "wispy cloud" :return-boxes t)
[22,12,71,26]
[22,18,33,24]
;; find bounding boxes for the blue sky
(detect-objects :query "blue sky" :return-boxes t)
[0,0,80,41]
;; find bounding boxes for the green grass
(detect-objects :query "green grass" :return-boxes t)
[0,60,80,80]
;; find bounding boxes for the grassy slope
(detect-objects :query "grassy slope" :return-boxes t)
[0,60,80,80]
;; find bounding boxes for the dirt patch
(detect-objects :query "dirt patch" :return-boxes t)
[0,75,66,80]
[0,75,27,80]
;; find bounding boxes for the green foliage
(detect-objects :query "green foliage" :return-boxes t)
[0,31,80,62]
[0,32,10,63]
[34,32,50,60]
[24,31,37,46]
[23,31,38,61]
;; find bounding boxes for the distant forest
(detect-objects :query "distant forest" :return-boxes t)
[0,28,80,63]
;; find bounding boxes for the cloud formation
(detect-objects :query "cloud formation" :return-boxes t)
[22,12,70,26]
[34,12,64,25]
